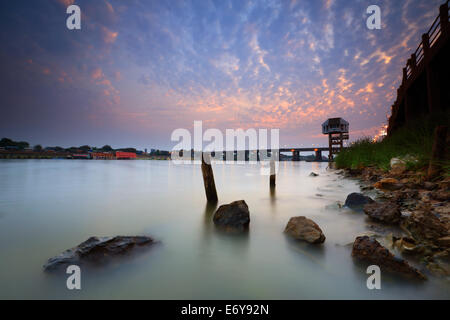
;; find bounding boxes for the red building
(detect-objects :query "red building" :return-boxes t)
[115,151,136,159]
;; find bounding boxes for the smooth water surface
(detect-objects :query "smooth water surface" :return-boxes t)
[0,160,448,299]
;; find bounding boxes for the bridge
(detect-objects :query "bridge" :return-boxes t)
[178,147,334,162]
[280,147,329,161]
[388,0,449,135]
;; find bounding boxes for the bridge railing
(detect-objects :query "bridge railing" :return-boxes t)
[403,0,449,83]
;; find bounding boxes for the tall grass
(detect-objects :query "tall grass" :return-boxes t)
[335,113,450,171]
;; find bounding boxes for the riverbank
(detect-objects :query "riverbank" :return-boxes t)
[0,150,170,160]
[336,164,450,277]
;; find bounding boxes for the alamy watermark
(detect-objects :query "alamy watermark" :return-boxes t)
[170,121,280,175]
[66,265,81,290]
[366,5,381,30]
[366,265,381,290]
[66,5,81,30]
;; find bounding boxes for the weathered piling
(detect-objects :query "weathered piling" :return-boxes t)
[270,160,276,187]
[427,125,448,179]
[201,153,218,203]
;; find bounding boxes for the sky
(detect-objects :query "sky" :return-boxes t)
[0,0,444,150]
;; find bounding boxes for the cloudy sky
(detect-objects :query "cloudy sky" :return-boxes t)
[0,0,443,150]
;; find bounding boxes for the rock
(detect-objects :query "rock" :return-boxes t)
[431,190,450,202]
[390,157,403,167]
[344,193,374,209]
[437,177,450,191]
[401,204,447,244]
[345,168,363,177]
[400,178,410,184]
[284,216,325,244]
[426,250,450,277]
[395,189,419,201]
[423,182,437,191]
[419,191,433,202]
[309,172,319,177]
[374,178,403,191]
[213,200,250,231]
[352,236,426,280]
[433,250,449,259]
[392,237,427,255]
[437,236,450,248]
[43,236,156,272]
[361,167,382,183]
[426,261,450,277]
[390,158,407,175]
[363,201,401,224]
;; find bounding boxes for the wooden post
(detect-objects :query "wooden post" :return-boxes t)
[440,3,449,37]
[422,33,430,56]
[270,160,276,187]
[428,126,448,179]
[410,53,417,70]
[201,153,218,203]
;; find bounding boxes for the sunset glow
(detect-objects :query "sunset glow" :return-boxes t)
[0,0,444,149]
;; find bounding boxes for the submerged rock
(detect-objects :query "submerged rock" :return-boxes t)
[344,193,374,209]
[213,200,250,231]
[352,236,426,280]
[43,236,156,272]
[363,201,401,224]
[284,216,325,244]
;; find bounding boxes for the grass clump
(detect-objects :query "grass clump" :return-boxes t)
[335,113,450,171]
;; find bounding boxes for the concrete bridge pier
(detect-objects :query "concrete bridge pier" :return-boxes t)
[292,150,300,161]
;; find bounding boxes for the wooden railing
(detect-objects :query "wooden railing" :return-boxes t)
[402,0,449,84]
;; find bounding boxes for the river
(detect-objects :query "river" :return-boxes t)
[0,160,448,299]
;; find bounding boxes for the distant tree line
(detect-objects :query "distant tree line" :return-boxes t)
[0,137,169,155]
[0,138,29,150]
[151,149,170,156]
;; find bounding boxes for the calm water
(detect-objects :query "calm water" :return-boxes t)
[0,160,448,299]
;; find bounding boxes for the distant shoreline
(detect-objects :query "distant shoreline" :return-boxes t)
[0,151,170,160]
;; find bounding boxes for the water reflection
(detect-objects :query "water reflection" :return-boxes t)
[270,185,276,208]
[202,201,218,241]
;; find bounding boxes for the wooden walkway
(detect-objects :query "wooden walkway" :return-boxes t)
[388,0,450,135]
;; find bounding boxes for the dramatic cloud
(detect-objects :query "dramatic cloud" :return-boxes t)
[0,0,444,149]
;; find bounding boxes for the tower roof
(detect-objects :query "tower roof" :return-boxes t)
[322,118,349,126]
